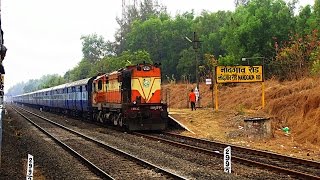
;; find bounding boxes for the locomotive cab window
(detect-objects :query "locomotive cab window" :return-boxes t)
[105,77,109,91]
[93,83,96,92]
[98,80,103,91]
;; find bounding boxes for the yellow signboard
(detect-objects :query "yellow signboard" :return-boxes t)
[216,66,263,83]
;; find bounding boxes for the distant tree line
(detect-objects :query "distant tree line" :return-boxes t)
[7,0,320,95]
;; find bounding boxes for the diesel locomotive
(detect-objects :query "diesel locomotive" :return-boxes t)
[13,63,168,131]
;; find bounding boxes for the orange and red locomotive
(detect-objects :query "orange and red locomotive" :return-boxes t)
[92,62,168,130]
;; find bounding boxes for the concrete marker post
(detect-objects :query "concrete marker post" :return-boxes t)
[224,146,231,173]
[26,154,34,180]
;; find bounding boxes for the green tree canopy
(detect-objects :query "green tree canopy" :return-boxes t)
[221,0,295,65]
[9,0,320,96]
[81,34,108,63]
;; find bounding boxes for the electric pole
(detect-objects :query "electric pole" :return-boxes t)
[193,32,201,107]
[0,0,7,168]
[0,0,3,167]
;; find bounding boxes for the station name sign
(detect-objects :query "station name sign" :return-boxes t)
[216,66,263,83]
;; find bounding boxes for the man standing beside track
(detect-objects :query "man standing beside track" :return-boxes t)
[189,89,196,111]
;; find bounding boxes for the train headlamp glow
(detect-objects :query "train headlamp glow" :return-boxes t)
[142,65,151,71]
[133,101,137,104]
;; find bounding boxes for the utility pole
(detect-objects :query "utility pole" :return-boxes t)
[193,32,201,107]
[0,0,3,168]
[0,0,7,168]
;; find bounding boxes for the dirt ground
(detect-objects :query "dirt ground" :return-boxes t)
[169,108,320,162]
[164,78,320,162]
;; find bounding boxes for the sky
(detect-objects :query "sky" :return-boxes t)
[1,0,315,92]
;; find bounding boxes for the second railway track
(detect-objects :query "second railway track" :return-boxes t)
[133,131,320,179]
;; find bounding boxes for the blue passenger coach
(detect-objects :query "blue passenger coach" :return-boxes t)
[65,78,93,116]
[13,77,95,119]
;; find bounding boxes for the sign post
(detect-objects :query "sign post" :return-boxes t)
[224,146,231,173]
[262,81,265,108]
[215,66,264,110]
[194,86,199,104]
[205,78,212,85]
[215,83,218,111]
[216,66,263,83]
[205,78,214,109]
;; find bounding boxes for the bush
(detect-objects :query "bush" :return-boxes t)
[271,30,320,80]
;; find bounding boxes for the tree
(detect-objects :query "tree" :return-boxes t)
[139,0,166,21]
[177,48,196,81]
[221,0,295,65]
[112,0,167,55]
[64,59,92,81]
[111,50,152,71]
[296,5,312,35]
[194,10,232,58]
[39,74,66,89]
[81,34,107,63]
[271,30,320,80]
[307,0,320,35]
[23,79,41,93]
[88,50,152,76]
[126,17,163,62]
[234,0,250,7]
[6,82,26,96]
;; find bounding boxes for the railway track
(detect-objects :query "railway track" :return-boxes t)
[133,131,320,179]
[11,105,187,179]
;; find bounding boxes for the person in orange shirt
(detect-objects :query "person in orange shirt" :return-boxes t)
[189,89,196,111]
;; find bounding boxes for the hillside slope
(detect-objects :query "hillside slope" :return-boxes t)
[163,77,320,146]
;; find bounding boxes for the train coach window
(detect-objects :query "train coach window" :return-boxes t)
[98,80,103,90]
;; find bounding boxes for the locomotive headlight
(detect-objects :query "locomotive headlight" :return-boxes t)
[142,65,151,71]
[133,101,137,105]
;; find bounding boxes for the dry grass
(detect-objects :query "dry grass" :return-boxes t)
[163,77,320,160]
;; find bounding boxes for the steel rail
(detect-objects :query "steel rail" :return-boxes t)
[165,131,320,169]
[11,106,114,179]
[13,105,187,180]
[133,132,320,180]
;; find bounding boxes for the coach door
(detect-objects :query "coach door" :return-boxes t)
[63,88,67,109]
[82,85,88,111]
[121,70,132,103]
[79,86,83,111]
[72,86,77,110]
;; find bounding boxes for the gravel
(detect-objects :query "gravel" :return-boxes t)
[0,105,100,180]
[0,104,295,179]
